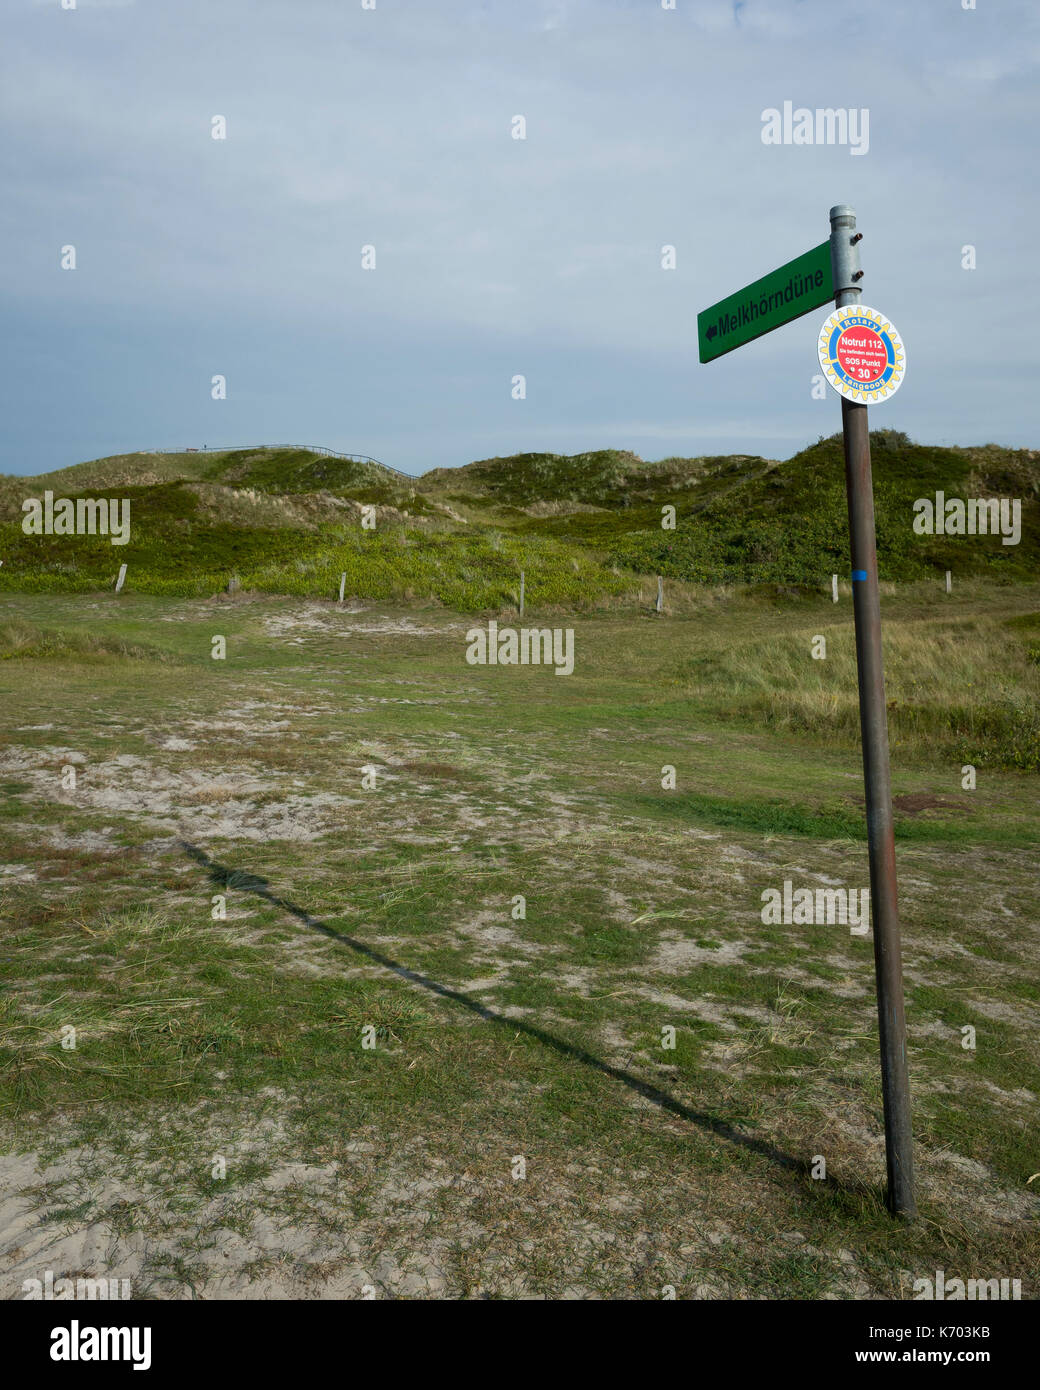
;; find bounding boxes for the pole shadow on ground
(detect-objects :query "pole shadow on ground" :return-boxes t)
[178,840,866,1194]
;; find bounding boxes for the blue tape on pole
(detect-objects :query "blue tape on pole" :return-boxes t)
[851,570,867,581]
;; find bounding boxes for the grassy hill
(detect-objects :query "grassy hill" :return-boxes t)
[0,434,1036,604]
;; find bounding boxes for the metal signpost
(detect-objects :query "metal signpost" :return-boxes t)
[698,206,915,1218]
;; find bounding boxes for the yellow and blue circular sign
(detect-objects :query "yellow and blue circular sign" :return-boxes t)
[817,304,906,403]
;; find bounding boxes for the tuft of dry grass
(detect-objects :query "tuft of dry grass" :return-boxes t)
[677,614,1040,768]
[0,620,163,663]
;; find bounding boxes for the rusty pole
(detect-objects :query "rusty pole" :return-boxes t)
[830,205,915,1218]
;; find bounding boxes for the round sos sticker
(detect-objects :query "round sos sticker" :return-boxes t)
[817,305,906,402]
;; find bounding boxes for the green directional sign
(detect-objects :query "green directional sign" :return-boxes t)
[698,240,834,363]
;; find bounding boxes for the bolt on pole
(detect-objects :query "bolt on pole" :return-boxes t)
[829,205,915,1218]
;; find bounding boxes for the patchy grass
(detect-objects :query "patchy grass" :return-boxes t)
[0,586,1036,1299]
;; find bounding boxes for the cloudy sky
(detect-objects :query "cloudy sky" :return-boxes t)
[1,0,1036,478]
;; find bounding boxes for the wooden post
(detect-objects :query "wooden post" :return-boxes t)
[945,570,952,594]
[656,575,664,613]
[339,572,346,603]
[832,573,839,603]
[519,570,525,618]
[115,564,127,593]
